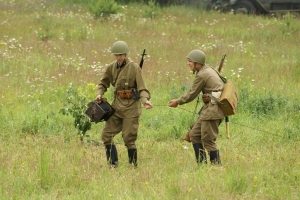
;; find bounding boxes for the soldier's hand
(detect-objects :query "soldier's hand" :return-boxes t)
[145,101,153,109]
[96,95,102,103]
[168,100,178,108]
[202,94,210,104]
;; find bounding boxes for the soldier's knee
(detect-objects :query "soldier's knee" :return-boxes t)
[125,143,136,149]
[102,132,114,143]
[202,141,217,151]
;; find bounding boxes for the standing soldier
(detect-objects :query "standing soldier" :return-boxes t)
[168,50,225,165]
[96,41,153,168]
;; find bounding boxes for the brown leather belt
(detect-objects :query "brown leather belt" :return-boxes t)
[116,90,133,99]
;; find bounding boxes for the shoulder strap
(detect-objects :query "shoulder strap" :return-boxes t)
[112,63,115,76]
[212,67,227,83]
[112,62,117,85]
[125,65,132,90]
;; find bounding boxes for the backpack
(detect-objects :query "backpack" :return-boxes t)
[219,81,238,116]
[213,70,238,117]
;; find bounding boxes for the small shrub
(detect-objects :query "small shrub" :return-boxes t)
[35,15,55,41]
[280,12,300,34]
[143,0,160,19]
[87,0,121,18]
[60,83,96,141]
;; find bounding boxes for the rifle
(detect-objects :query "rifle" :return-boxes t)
[139,49,146,69]
[218,54,226,73]
[133,49,146,100]
[218,54,230,139]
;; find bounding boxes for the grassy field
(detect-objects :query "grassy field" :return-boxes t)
[0,0,300,199]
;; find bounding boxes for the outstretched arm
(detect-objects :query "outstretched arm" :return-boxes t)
[168,100,178,108]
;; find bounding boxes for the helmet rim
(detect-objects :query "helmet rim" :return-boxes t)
[111,41,130,54]
[186,49,206,65]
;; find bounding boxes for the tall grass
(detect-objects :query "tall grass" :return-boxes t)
[0,0,299,199]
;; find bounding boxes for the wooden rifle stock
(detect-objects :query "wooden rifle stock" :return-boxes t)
[218,54,226,73]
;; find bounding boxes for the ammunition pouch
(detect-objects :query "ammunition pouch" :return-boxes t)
[132,88,140,100]
[117,90,133,99]
[85,100,115,123]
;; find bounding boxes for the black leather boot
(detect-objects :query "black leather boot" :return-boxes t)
[193,143,207,164]
[209,150,221,165]
[105,144,118,167]
[127,148,137,167]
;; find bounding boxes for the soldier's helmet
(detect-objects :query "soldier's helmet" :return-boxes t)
[186,50,206,65]
[111,41,130,54]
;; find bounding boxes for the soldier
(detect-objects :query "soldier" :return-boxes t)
[168,50,225,165]
[96,41,153,168]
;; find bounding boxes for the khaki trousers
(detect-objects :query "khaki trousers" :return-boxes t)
[189,117,223,151]
[101,114,139,149]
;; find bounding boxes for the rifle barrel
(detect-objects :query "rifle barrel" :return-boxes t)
[139,49,146,69]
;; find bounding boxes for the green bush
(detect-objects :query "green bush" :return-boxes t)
[59,83,93,141]
[238,87,287,117]
[34,15,55,41]
[143,0,160,19]
[88,0,121,18]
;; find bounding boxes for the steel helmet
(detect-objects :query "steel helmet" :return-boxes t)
[186,50,206,65]
[111,41,130,54]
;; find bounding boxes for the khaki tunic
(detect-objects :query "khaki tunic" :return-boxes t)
[176,65,225,151]
[97,57,150,148]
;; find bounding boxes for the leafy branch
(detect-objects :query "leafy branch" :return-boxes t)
[60,83,95,141]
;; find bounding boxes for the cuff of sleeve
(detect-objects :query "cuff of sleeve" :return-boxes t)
[140,90,150,104]
[97,89,104,96]
[141,97,148,105]
[176,99,183,105]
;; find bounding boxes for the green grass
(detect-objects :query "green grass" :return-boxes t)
[0,0,300,199]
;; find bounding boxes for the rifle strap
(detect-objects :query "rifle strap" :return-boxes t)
[212,67,227,83]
